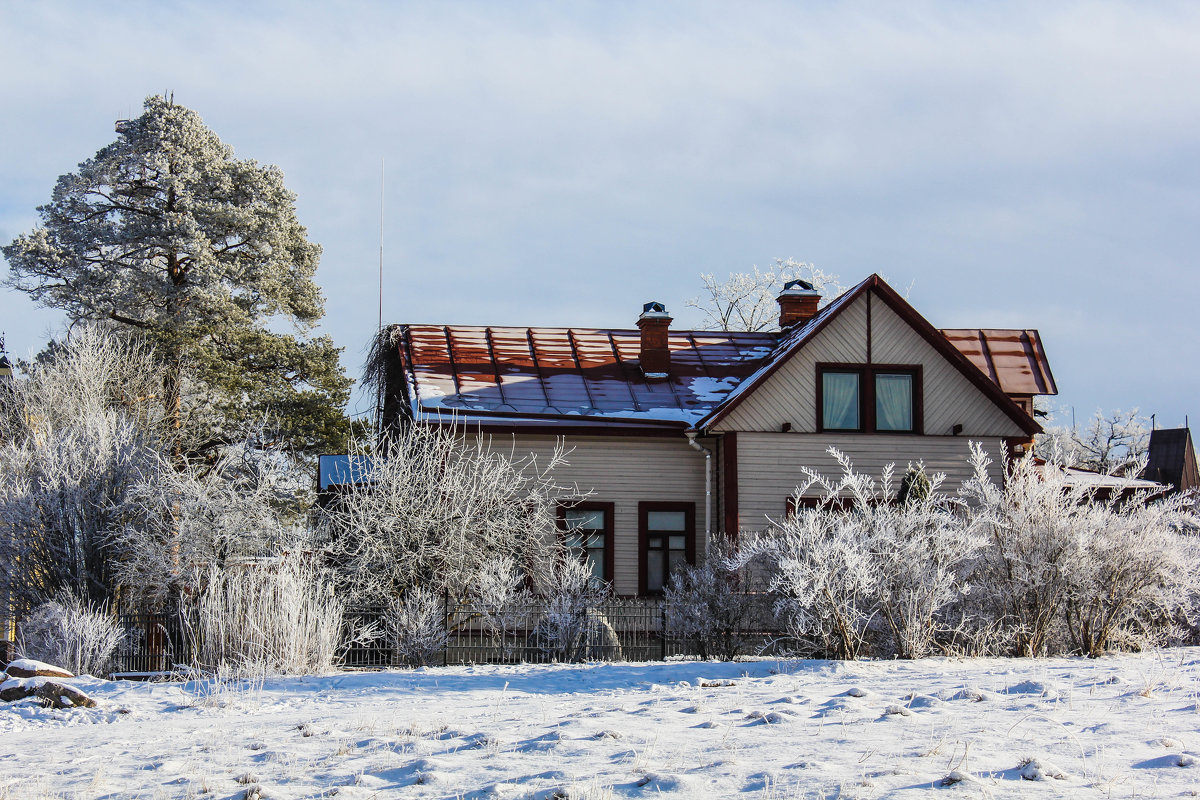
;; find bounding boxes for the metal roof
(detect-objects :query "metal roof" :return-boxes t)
[393,284,1055,430]
[939,329,1058,396]
[399,325,776,427]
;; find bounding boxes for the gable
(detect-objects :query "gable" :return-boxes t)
[712,287,1030,437]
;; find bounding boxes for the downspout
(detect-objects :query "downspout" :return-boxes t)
[684,429,712,550]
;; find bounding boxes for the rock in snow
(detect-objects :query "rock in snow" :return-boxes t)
[4,658,74,679]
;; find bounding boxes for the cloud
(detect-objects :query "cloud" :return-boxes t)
[2,1,1198,423]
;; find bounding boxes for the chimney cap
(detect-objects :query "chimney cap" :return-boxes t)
[779,279,819,296]
[640,301,670,320]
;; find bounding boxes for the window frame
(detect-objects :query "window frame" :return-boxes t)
[816,363,923,435]
[556,501,615,585]
[638,501,696,596]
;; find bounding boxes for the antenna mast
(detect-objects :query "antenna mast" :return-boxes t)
[375,158,386,432]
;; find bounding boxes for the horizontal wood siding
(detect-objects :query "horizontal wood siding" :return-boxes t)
[735,432,1008,533]
[870,297,1024,437]
[717,295,868,432]
[497,434,708,596]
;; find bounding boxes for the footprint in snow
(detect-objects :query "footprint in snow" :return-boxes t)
[1133,754,1196,769]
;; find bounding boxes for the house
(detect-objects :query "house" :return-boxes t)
[371,274,1057,597]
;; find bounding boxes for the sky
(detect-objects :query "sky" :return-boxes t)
[1,1,1198,427]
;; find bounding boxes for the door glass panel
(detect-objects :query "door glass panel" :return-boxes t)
[646,511,686,531]
[646,550,665,592]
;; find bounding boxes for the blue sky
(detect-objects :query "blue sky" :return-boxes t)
[2,1,1198,426]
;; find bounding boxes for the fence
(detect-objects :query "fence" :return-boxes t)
[91,595,784,674]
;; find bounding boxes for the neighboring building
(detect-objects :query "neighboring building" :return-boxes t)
[1144,427,1199,495]
[371,274,1058,597]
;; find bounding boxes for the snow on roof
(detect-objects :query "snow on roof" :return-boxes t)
[390,277,1054,430]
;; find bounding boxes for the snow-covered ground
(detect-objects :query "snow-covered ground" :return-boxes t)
[3,650,1200,799]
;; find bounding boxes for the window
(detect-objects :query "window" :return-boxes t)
[817,365,921,434]
[558,502,613,583]
[639,502,695,595]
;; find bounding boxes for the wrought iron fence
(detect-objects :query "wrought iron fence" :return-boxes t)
[111,611,193,675]
[102,595,784,673]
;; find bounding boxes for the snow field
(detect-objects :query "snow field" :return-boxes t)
[2,650,1200,799]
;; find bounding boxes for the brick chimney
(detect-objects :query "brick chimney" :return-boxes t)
[777,279,822,329]
[637,302,672,379]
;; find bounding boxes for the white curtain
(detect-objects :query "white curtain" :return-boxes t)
[875,373,913,431]
[823,372,860,429]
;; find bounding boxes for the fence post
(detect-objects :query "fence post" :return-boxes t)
[442,592,450,667]
[660,601,667,661]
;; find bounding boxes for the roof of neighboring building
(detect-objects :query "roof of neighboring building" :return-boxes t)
[1144,427,1199,493]
[391,274,1052,434]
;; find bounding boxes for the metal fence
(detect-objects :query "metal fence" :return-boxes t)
[111,612,193,675]
[97,595,783,674]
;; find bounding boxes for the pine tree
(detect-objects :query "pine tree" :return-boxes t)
[3,96,351,456]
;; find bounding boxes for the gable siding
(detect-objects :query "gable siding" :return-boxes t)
[734,432,1008,533]
[495,433,708,596]
[869,297,1024,437]
[715,295,869,432]
[714,290,1025,437]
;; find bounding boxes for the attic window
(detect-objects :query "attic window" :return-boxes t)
[817,364,922,434]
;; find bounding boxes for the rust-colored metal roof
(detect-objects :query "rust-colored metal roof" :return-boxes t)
[398,325,777,426]
[940,329,1058,397]
[393,307,1055,429]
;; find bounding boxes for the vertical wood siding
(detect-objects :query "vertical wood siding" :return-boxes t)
[497,434,709,596]
[735,432,1009,532]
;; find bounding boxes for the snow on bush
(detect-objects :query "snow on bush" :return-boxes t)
[111,428,312,606]
[187,552,343,675]
[16,591,123,676]
[386,587,449,667]
[471,557,533,660]
[664,534,762,660]
[747,450,976,659]
[317,423,571,604]
[532,554,619,662]
[0,327,165,619]
[961,443,1200,657]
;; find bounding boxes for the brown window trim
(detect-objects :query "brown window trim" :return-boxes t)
[816,363,924,435]
[638,501,696,596]
[556,501,615,584]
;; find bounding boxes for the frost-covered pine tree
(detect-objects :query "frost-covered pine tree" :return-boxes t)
[3,95,351,456]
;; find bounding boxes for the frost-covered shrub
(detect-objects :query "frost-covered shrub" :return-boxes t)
[386,588,448,667]
[531,555,619,662]
[188,553,343,675]
[0,327,165,618]
[317,423,570,604]
[472,557,532,659]
[664,535,761,660]
[17,591,123,676]
[958,444,1200,657]
[748,451,976,660]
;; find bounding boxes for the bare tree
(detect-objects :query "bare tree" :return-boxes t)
[686,258,845,331]
[1036,407,1151,474]
[110,431,312,606]
[317,423,573,605]
[0,327,165,617]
